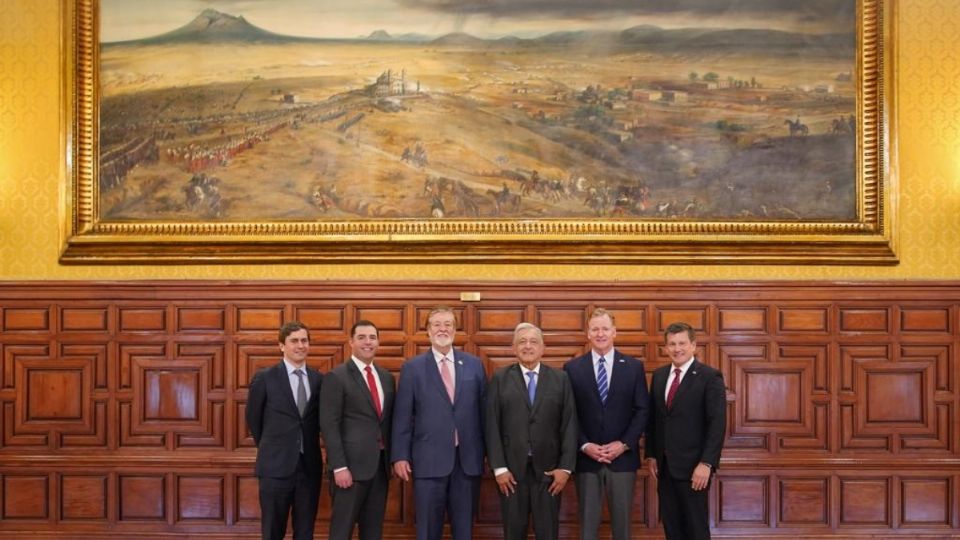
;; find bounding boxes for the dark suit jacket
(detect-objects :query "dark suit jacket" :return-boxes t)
[564,350,649,473]
[485,363,578,479]
[246,360,323,478]
[644,359,726,480]
[391,349,486,478]
[319,359,396,481]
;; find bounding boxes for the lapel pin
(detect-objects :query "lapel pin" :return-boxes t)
[618,359,624,363]
[458,360,463,365]
[692,370,698,375]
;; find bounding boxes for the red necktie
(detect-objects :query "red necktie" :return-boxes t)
[666,368,682,410]
[365,366,382,418]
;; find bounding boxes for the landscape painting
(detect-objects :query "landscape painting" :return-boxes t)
[99,0,858,222]
[62,0,893,263]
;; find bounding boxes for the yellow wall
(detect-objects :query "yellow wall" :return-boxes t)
[1,0,958,281]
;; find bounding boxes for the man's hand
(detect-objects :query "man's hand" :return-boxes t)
[495,471,517,496]
[334,468,354,489]
[647,458,658,479]
[393,460,412,482]
[600,441,628,461]
[582,442,610,463]
[544,469,570,496]
[691,463,712,491]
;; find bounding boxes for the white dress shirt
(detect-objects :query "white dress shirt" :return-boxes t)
[351,356,384,413]
[664,357,696,402]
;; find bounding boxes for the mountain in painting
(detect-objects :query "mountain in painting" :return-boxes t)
[109,9,302,44]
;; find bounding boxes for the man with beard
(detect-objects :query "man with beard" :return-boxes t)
[392,306,487,540]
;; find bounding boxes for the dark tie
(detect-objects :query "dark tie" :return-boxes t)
[597,357,609,404]
[294,368,307,417]
[526,371,537,405]
[666,368,682,410]
[365,365,382,418]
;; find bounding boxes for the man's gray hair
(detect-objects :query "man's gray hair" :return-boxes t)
[513,322,543,342]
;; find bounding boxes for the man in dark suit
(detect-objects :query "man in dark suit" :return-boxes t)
[564,308,649,540]
[391,306,487,540]
[645,322,726,540]
[485,322,577,540]
[246,321,323,540]
[319,320,395,540]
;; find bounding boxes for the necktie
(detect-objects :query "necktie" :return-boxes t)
[526,371,537,405]
[439,356,455,403]
[666,368,682,410]
[365,365,382,418]
[294,368,307,417]
[440,357,458,445]
[597,357,609,404]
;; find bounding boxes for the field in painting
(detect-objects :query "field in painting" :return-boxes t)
[99,34,856,222]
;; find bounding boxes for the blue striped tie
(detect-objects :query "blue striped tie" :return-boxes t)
[597,357,608,404]
[527,371,537,405]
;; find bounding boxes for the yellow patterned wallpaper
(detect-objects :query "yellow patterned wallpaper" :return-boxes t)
[0,0,958,281]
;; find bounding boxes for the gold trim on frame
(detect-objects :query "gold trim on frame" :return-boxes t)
[61,0,897,264]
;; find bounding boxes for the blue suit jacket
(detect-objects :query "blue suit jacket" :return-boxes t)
[391,349,486,478]
[564,350,649,473]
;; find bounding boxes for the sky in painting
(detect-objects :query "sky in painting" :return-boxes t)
[101,0,855,43]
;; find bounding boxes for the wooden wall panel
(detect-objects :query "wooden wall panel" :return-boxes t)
[0,281,958,538]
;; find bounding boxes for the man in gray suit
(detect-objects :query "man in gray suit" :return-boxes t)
[485,322,578,540]
[319,320,395,540]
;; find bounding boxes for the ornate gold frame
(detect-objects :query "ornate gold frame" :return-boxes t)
[60,0,896,264]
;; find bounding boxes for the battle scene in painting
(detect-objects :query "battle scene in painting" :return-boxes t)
[99,0,857,222]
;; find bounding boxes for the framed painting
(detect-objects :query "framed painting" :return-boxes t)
[61,0,896,264]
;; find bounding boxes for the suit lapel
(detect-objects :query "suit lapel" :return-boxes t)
[530,364,550,415]
[347,360,380,418]
[452,352,464,405]
[426,352,452,405]
[607,350,626,401]
[671,359,699,407]
[275,361,300,415]
[509,364,531,411]
[582,354,604,406]
[376,365,394,423]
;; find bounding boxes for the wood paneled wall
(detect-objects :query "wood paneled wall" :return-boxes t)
[0,281,958,539]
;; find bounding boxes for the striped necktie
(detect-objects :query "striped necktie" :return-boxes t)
[597,357,608,404]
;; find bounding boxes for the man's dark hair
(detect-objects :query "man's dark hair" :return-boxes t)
[664,321,696,343]
[350,319,379,338]
[278,321,310,343]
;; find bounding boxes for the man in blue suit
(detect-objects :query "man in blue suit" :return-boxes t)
[564,308,649,540]
[391,306,487,540]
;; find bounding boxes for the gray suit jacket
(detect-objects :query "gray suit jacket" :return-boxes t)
[319,359,396,481]
[485,363,578,480]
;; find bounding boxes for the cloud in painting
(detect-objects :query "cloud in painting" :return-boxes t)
[394,0,855,27]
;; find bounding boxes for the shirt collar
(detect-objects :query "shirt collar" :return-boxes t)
[520,363,541,376]
[351,355,375,372]
[283,358,306,374]
[592,349,615,363]
[432,348,453,364]
[672,356,696,376]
